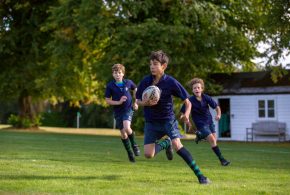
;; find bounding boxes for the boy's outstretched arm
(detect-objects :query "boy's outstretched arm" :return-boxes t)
[132,88,137,99]
[132,88,139,110]
[105,97,127,106]
[136,99,158,107]
[136,99,146,107]
[181,98,192,126]
[215,106,221,121]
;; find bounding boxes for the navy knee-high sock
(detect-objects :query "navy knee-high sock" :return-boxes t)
[128,132,137,147]
[154,139,170,156]
[121,138,133,154]
[212,145,224,160]
[177,147,203,178]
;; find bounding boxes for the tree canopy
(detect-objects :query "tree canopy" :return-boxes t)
[259,0,290,67]
[0,1,58,123]
[0,0,289,127]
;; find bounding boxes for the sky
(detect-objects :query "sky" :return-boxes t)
[252,43,290,68]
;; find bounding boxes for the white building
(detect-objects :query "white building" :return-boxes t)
[210,71,290,142]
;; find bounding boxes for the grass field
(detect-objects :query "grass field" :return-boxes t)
[0,128,290,195]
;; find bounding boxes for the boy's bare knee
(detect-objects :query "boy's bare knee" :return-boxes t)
[207,135,217,146]
[144,153,154,159]
[122,127,132,134]
[120,131,127,139]
[172,139,183,151]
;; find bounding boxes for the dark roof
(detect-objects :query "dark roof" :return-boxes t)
[211,70,290,95]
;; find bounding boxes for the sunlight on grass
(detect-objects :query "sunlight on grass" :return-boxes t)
[0,130,290,194]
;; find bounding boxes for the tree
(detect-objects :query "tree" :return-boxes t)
[248,0,290,82]
[258,0,290,67]
[41,0,106,106]
[93,0,261,91]
[0,1,58,127]
[0,0,104,128]
[1,0,288,128]
[44,0,267,93]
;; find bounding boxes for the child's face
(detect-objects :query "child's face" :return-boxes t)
[192,83,203,97]
[112,70,124,82]
[150,59,166,76]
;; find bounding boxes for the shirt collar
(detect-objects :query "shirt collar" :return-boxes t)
[150,74,167,85]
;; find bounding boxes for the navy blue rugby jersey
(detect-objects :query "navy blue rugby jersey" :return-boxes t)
[105,79,137,116]
[136,74,189,122]
[180,94,217,129]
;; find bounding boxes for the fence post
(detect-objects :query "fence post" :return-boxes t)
[184,122,187,135]
[76,112,81,129]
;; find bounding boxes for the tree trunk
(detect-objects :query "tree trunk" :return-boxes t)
[18,90,38,128]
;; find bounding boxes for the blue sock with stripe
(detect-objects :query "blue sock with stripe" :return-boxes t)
[154,139,170,156]
[212,145,224,160]
[177,147,203,178]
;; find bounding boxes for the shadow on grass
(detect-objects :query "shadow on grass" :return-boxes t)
[0,174,121,181]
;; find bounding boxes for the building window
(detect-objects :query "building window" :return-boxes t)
[258,100,275,118]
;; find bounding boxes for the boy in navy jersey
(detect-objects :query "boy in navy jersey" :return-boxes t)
[136,51,210,184]
[105,64,140,163]
[180,78,230,166]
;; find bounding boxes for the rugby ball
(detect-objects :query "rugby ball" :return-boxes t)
[142,85,161,102]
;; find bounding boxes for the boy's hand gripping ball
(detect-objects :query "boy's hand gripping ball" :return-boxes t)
[142,85,161,102]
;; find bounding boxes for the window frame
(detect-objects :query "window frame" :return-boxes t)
[257,98,276,120]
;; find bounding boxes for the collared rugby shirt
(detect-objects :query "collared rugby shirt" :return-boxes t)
[105,79,137,116]
[136,74,189,122]
[181,93,217,129]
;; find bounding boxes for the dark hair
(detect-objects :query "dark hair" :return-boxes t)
[112,64,125,74]
[150,50,169,64]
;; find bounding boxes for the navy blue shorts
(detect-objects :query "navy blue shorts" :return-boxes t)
[198,123,216,138]
[114,109,134,130]
[144,120,181,145]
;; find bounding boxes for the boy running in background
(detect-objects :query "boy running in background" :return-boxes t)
[105,64,140,163]
[180,78,230,166]
[136,51,210,184]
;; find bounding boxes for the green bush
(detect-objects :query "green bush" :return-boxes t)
[79,104,112,128]
[7,114,19,127]
[8,114,42,128]
[40,112,67,127]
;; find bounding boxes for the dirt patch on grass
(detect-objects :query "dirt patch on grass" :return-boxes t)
[0,125,120,136]
[0,125,195,139]
[42,127,120,136]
